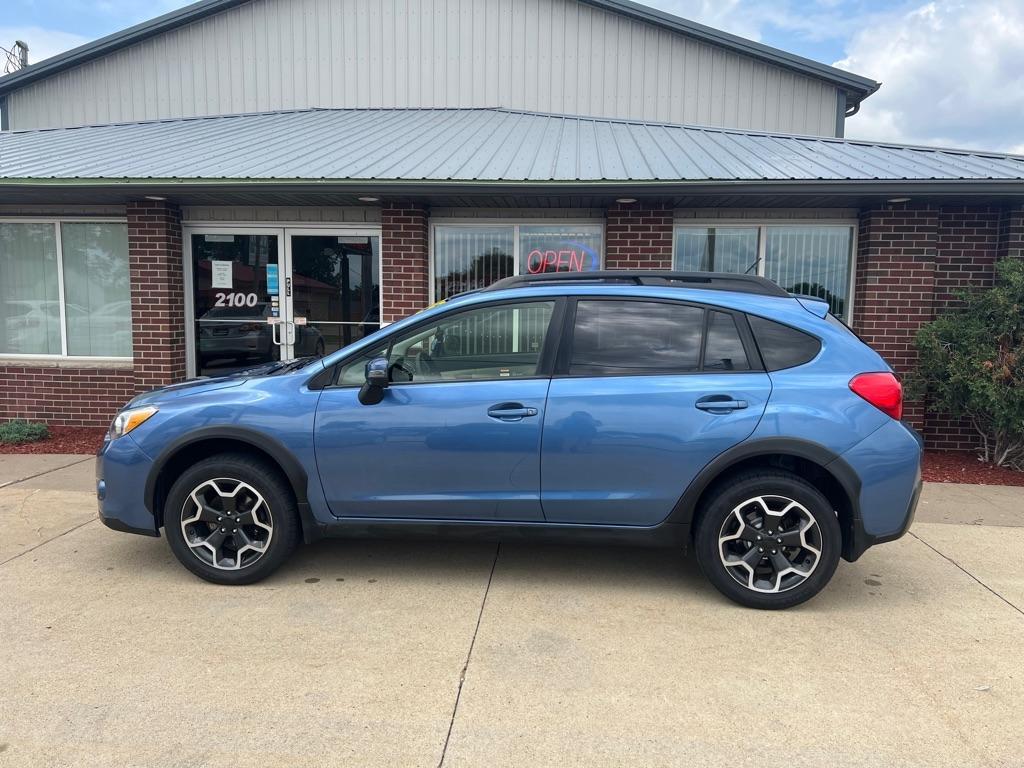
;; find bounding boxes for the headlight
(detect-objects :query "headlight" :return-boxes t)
[109,406,158,440]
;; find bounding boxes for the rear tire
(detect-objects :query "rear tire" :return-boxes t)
[164,453,300,585]
[694,469,841,610]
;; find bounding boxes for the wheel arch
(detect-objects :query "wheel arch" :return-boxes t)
[144,427,316,538]
[669,438,863,561]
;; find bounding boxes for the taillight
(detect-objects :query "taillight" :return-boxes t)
[849,372,903,420]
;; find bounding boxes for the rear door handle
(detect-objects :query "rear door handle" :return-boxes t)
[487,403,539,421]
[695,397,748,413]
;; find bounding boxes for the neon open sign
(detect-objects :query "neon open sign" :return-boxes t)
[525,242,600,273]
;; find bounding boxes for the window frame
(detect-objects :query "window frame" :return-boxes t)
[324,296,568,389]
[553,296,765,378]
[0,216,132,362]
[672,219,858,320]
[428,219,605,303]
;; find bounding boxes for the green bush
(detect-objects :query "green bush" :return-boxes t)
[0,419,51,445]
[914,258,1024,469]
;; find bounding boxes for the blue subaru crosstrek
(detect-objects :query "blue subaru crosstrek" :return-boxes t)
[98,272,922,609]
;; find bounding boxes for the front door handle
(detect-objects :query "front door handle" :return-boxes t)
[695,396,748,413]
[487,403,539,422]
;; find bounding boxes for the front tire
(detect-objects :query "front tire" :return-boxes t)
[164,453,300,585]
[694,470,841,610]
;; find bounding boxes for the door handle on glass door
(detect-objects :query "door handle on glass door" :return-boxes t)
[487,403,539,421]
[695,396,748,413]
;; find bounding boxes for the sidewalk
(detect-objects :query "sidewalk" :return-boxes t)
[0,455,1021,767]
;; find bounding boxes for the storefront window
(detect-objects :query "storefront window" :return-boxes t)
[61,223,132,357]
[433,223,603,301]
[434,226,514,301]
[673,223,855,319]
[764,226,854,318]
[674,227,759,274]
[0,220,130,357]
[519,225,602,274]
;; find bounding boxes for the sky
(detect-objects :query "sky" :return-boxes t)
[2,0,1023,153]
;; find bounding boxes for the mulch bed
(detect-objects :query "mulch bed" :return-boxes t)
[0,427,107,455]
[922,450,1024,486]
[2,428,1023,487]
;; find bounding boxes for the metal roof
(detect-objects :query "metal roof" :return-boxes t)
[0,0,878,101]
[3,108,1024,189]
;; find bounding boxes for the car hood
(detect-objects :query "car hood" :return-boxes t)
[127,375,247,407]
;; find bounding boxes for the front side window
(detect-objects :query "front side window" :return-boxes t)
[0,221,130,357]
[336,301,555,385]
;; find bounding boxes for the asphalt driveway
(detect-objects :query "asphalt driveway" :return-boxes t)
[1,455,1022,768]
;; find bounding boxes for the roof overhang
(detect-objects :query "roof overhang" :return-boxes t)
[2,178,1022,209]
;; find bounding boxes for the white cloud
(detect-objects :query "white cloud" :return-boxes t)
[836,1,1024,153]
[0,26,90,69]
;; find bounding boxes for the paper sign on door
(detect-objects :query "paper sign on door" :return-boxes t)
[211,261,233,289]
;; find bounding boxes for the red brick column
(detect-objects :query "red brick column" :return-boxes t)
[998,204,1024,260]
[381,203,429,323]
[605,202,673,269]
[852,206,938,431]
[926,207,1001,449]
[127,200,186,391]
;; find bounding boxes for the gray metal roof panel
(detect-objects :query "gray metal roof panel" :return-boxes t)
[0,0,879,101]
[3,107,1024,185]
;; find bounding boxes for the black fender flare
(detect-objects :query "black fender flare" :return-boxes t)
[144,426,312,527]
[666,437,862,527]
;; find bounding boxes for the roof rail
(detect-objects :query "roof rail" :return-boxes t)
[481,271,790,298]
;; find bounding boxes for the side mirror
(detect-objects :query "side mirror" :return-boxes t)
[358,357,389,405]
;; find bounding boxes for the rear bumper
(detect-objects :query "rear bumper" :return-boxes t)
[834,419,923,561]
[96,434,160,537]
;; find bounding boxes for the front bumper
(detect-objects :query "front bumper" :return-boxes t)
[96,434,160,537]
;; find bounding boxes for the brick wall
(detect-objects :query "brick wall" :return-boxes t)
[127,200,186,390]
[0,365,136,428]
[925,207,1002,449]
[852,206,938,431]
[998,204,1024,260]
[380,202,429,323]
[605,202,673,269]
[853,203,1018,449]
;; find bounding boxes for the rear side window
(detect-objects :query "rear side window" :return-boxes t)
[569,300,704,375]
[704,311,750,371]
[748,315,821,371]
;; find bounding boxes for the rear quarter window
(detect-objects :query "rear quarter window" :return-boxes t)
[747,315,822,371]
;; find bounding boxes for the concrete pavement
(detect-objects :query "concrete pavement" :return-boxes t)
[0,456,1021,767]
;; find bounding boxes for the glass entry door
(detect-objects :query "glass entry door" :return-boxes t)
[186,227,381,377]
[189,230,283,377]
[286,232,380,358]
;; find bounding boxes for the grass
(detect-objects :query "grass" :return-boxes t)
[0,420,51,445]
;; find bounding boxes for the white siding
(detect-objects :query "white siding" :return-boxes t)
[8,0,841,136]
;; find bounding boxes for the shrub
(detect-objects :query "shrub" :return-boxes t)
[914,259,1024,469]
[0,419,51,445]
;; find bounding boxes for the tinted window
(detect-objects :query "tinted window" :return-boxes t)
[570,300,703,375]
[748,315,821,370]
[704,311,750,371]
[377,301,555,384]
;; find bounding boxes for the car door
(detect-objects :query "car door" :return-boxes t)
[541,298,772,526]
[314,298,562,521]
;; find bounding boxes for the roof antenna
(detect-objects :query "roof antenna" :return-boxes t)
[744,256,761,275]
[2,40,28,73]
